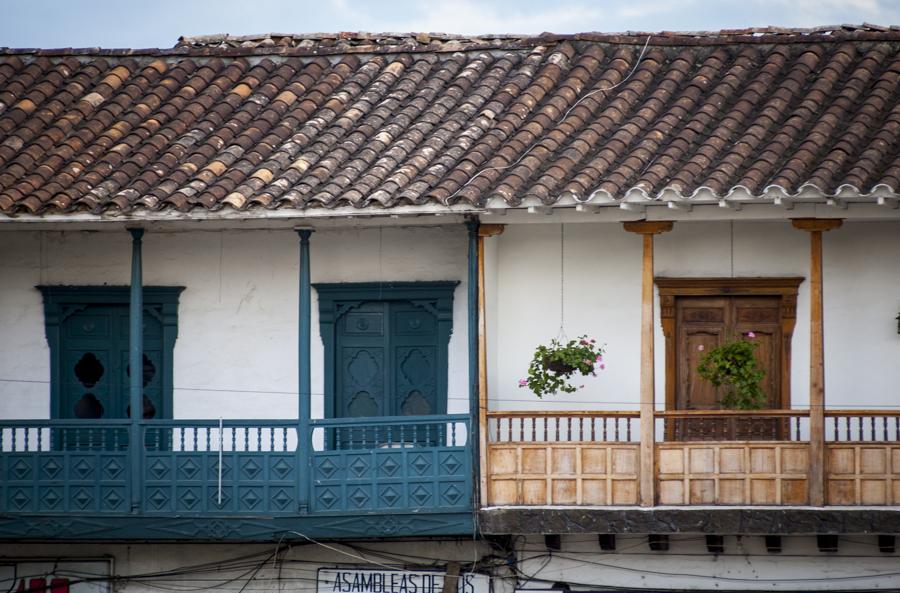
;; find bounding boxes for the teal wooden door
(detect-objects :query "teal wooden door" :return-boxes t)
[59,304,166,422]
[335,301,440,419]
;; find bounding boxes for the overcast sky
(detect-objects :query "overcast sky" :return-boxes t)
[2,0,899,49]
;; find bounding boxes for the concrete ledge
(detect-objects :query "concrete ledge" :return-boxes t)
[479,507,900,535]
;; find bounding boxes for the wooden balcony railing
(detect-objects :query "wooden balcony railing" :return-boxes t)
[484,409,900,507]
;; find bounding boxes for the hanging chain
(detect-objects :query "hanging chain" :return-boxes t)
[558,223,566,341]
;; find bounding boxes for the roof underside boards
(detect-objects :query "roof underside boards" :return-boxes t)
[0,28,899,217]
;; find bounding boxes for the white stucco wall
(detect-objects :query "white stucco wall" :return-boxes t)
[0,224,470,420]
[487,220,900,411]
[2,219,898,420]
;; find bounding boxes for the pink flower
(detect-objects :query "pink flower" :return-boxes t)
[595,354,603,362]
[599,364,605,370]
[747,331,756,339]
[518,379,528,387]
[580,339,589,345]
[590,339,596,343]
[698,344,705,351]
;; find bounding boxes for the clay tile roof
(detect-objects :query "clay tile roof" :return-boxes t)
[1,26,900,216]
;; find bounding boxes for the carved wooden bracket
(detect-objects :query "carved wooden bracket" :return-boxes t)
[623,221,675,235]
[791,218,843,233]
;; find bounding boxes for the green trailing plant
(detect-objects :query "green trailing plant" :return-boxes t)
[519,335,605,398]
[696,332,767,410]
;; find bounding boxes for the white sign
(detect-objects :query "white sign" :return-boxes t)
[318,569,489,593]
[0,560,111,593]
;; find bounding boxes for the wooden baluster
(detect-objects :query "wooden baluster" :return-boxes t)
[881,417,887,442]
[602,418,608,442]
[153,427,160,451]
[868,417,875,442]
[543,417,548,442]
[256,427,261,451]
[566,417,572,442]
[243,427,249,451]
[179,428,185,451]
[230,427,236,452]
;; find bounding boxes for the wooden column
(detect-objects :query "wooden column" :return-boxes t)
[127,227,144,514]
[792,218,842,506]
[623,221,673,506]
[477,223,504,506]
[296,227,314,514]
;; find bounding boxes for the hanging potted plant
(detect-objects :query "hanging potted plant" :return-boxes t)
[519,335,605,398]
[696,332,766,410]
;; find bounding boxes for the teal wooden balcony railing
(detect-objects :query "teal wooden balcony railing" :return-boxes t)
[309,414,471,513]
[0,415,474,540]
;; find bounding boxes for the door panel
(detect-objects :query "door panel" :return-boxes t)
[60,304,167,421]
[674,296,783,440]
[334,300,442,420]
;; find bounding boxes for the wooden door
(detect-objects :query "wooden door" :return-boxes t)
[674,296,782,439]
[335,301,441,419]
[60,304,165,421]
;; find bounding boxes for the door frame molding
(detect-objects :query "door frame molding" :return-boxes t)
[655,277,804,411]
[314,281,459,419]
[38,285,184,420]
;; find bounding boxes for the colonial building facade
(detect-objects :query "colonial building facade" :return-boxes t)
[1,27,899,592]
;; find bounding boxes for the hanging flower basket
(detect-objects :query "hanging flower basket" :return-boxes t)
[519,335,606,398]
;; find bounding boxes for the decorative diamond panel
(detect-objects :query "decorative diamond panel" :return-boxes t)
[10,459,31,480]
[410,484,432,506]
[441,454,462,475]
[441,484,463,506]
[316,488,338,509]
[316,458,338,479]
[148,459,170,480]
[240,488,262,510]
[241,459,261,480]
[102,488,124,510]
[72,488,93,510]
[411,454,432,475]
[179,488,200,510]
[349,487,370,508]
[379,455,400,476]
[271,489,292,510]
[379,486,401,507]
[10,489,30,510]
[72,459,94,479]
[41,459,63,479]
[178,459,200,479]
[41,488,62,510]
[103,458,124,480]
[271,458,293,479]
[148,489,170,510]
[348,456,369,477]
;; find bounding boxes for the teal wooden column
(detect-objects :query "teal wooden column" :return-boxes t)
[465,220,479,499]
[297,228,314,514]
[127,227,144,513]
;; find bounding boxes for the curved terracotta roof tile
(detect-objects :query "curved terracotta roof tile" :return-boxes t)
[2,30,900,215]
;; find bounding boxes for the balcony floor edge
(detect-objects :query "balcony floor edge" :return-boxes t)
[478,507,900,535]
[0,511,475,541]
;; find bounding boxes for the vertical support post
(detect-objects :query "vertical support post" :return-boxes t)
[792,218,841,506]
[297,227,314,514]
[477,224,505,505]
[127,227,144,514]
[465,220,480,504]
[624,221,673,507]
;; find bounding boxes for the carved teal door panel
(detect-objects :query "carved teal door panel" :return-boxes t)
[60,305,165,422]
[335,301,441,425]
[317,282,457,447]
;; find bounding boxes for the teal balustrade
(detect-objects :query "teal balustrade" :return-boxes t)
[140,419,300,515]
[1,420,131,514]
[309,414,472,514]
[1,415,474,537]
